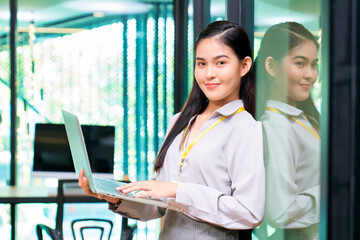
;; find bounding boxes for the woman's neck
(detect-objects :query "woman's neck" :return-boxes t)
[269,95,296,107]
[202,99,237,116]
[269,86,296,107]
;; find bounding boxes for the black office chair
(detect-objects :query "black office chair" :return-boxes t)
[36,224,63,240]
[71,218,113,240]
[36,179,136,240]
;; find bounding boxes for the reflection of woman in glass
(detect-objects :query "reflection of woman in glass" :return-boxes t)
[79,21,265,239]
[255,22,320,239]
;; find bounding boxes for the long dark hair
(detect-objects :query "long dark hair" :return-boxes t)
[154,20,255,171]
[255,22,320,128]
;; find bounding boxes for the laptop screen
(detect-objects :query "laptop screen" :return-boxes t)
[32,123,115,178]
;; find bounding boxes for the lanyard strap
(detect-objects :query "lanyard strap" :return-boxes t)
[181,107,245,160]
[266,107,320,141]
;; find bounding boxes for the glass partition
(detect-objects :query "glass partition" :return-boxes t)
[0,0,10,187]
[211,0,226,21]
[15,0,174,187]
[2,0,175,239]
[253,0,323,239]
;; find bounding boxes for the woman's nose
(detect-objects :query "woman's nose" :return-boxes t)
[304,65,317,80]
[205,66,216,79]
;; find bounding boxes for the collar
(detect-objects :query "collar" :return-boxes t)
[212,99,245,117]
[187,99,245,124]
[267,100,303,117]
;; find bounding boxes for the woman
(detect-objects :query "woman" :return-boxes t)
[79,20,265,239]
[255,22,320,240]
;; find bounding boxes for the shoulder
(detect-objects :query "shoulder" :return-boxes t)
[260,110,290,131]
[165,112,181,133]
[232,109,261,129]
[168,112,181,127]
[227,110,262,139]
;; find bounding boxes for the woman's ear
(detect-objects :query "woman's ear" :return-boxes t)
[265,57,276,77]
[240,56,252,77]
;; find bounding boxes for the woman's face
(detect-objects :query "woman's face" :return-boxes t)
[271,40,318,105]
[194,37,251,107]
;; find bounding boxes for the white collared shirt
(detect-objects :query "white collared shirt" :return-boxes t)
[111,99,265,230]
[260,100,320,229]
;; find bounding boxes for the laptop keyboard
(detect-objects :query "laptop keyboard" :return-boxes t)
[93,177,134,197]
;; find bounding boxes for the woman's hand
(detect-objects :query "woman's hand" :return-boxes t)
[78,169,119,204]
[117,180,178,199]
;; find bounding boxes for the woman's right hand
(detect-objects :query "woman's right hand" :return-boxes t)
[78,169,120,204]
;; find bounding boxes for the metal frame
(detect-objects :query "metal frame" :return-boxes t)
[10,0,17,187]
[326,0,360,239]
[193,0,210,42]
[9,1,17,239]
[173,0,188,112]
[226,0,254,50]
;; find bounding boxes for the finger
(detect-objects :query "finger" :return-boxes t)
[134,191,153,198]
[98,194,120,204]
[105,196,121,204]
[82,178,97,197]
[78,169,84,187]
[116,181,144,191]
[116,181,145,191]
[119,184,151,194]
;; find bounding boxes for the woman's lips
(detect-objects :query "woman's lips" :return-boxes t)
[205,83,220,88]
[299,84,312,89]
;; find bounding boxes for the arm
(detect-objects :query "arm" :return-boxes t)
[78,169,164,221]
[263,120,319,228]
[106,113,182,221]
[172,121,265,229]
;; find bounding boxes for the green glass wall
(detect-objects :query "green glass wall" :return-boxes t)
[0,0,10,187]
[0,0,174,239]
[253,0,324,239]
[13,2,174,186]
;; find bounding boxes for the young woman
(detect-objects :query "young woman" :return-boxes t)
[255,22,320,239]
[79,20,265,239]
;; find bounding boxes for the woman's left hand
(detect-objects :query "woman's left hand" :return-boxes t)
[116,180,178,199]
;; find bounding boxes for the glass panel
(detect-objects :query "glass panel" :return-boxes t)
[253,0,323,239]
[14,0,174,239]
[61,203,118,239]
[16,204,56,240]
[16,0,174,185]
[0,0,10,187]
[0,204,10,240]
[211,0,226,21]
[187,0,194,95]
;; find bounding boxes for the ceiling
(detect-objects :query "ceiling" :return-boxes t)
[0,0,321,32]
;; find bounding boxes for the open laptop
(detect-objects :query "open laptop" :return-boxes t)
[61,110,168,208]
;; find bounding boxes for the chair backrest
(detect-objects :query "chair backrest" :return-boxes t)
[36,224,63,240]
[71,218,113,240]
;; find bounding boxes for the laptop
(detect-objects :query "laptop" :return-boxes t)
[61,110,168,208]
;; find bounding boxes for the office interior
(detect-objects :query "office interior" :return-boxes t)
[0,0,359,239]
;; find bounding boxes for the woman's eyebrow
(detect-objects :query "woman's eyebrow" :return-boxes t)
[293,56,319,62]
[214,55,229,59]
[293,56,308,61]
[196,55,229,61]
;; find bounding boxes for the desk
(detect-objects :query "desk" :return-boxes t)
[0,183,104,240]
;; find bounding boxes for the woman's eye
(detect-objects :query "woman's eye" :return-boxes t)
[296,62,305,67]
[197,62,205,66]
[217,61,225,65]
[311,63,318,69]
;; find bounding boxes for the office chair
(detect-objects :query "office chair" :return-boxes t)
[36,224,63,240]
[71,218,113,240]
[36,179,136,240]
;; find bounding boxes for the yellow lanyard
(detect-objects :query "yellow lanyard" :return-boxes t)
[180,107,245,164]
[266,107,320,141]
